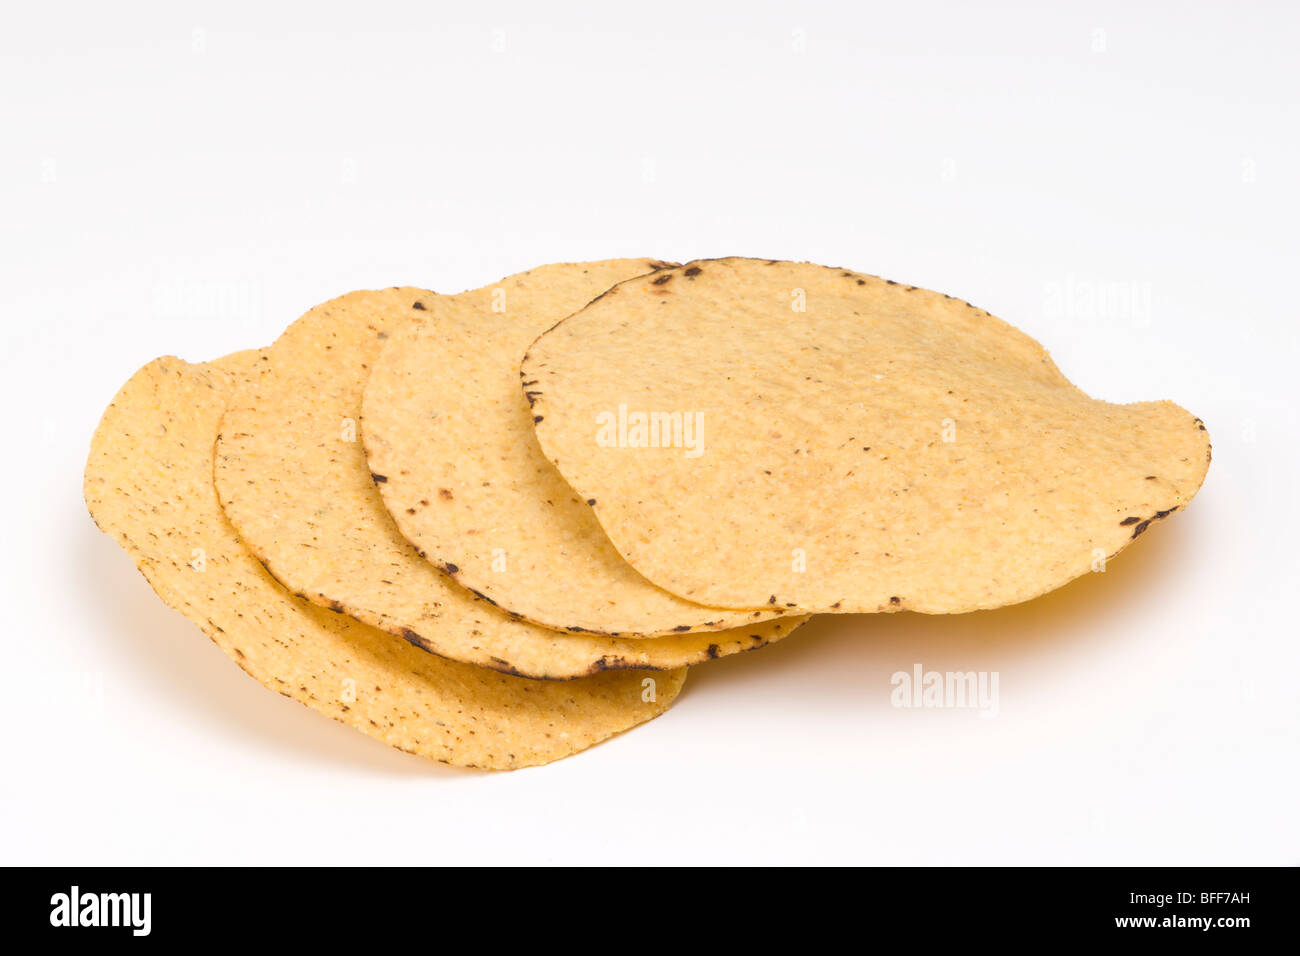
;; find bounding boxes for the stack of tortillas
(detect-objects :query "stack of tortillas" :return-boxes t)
[84,257,1211,770]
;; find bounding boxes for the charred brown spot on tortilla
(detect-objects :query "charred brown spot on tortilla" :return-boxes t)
[651,274,673,285]
[370,473,387,484]
[406,507,416,515]
[768,594,777,604]
[672,624,691,632]
[706,644,721,659]
[419,498,429,506]
[442,562,459,574]
[398,627,425,648]
[1120,516,1141,526]
[467,588,498,607]
[1130,507,1177,539]
[533,415,544,423]
[683,266,703,278]
[889,596,901,606]
[586,498,596,506]
[438,488,453,500]
[411,301,426,310]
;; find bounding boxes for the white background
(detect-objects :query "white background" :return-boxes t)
[3,1,1297,865]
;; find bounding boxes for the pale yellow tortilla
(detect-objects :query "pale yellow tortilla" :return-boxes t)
[523,257,1212,614]
[85,352,685,770]
[214,280,804,678]
[357,261,790,635]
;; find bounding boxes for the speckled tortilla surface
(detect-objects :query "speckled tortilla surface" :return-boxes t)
[522,257,1212,614]
[84,352,684,770]
[214,281,803,678]
[360,261,793,635]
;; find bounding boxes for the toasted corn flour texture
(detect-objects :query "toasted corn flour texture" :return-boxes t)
[214,279,802,678]
[84,352,684,770]
[522,258,1212,614]
[360,260,793,635]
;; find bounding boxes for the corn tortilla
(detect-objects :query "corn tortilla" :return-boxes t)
[215,281,803,677]
[358,261,792,635]
[85,352,685,770]
[522,257,1212,614]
